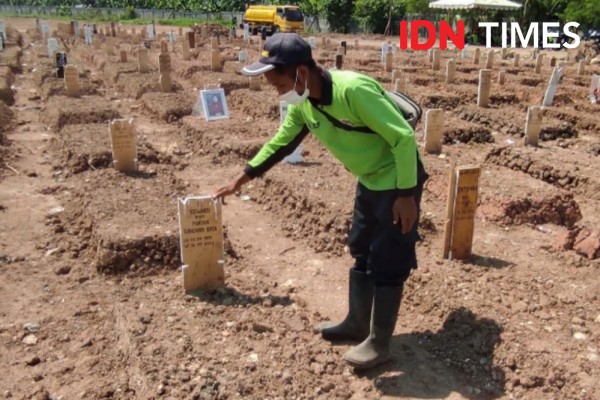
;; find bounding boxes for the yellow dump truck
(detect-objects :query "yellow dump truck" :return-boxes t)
[243,5,304,35]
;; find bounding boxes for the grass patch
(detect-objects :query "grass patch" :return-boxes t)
[0,12,232,28]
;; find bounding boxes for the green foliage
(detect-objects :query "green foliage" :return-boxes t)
[354,0,405,34]
[324,0,354,33]
[521,0,568,24]
[400,0,430,15]
[562,0,600,30]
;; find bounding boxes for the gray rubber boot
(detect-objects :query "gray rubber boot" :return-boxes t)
[318,269,374,342]
[342,285,403,369]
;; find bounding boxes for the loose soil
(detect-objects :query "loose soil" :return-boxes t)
[1,17,599,400]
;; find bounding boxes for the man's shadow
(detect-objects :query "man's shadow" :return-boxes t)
[358,307,505,399]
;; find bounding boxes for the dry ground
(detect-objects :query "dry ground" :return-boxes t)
[0,17,599,400]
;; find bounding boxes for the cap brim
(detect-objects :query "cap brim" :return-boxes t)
[241,62,275,76]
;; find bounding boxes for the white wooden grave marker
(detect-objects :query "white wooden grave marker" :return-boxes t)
[177,196,225,292]
[64,65,80,97]
[138,48,150,73]
[524,106,542,146]
[109,118,137,173]
[47,38,58,58]
[542,64,564,107]
[477,69,492,107]
[424,109,444,154]
[446,59,456,84]
[589,74,600,104]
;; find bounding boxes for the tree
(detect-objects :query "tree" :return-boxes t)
[562,0,600,30]
[324,0,353,33]
[353,0,404,34]
[401,0,430,15]
[299,0,325,32]
[521,0,568,25]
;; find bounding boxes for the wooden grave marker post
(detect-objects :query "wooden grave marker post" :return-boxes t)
[182,40,190,61]
[394,78,407,93]
[498,70,506,85]
[534,53,544,74]
[187,31,195,49]
[64,65,80,97]
[120,49,127,63]
[334,54,343,70]
[513,53,520,67]
[485,50,494,69]
[446,59,456,84]
[432,49,441,71]
[177,196,225,292]
[158,53,172,92]
[249,76,261,91]
[578,60,585,76]
[138,48,150,73]
[477,69,492,107]
[442,165,481,260]
[473,48,480,65]
[109,118,137,173]
[424,109,444,154]
[211,49,222,72]
[385,51,393,72]
[524,105,542,146]
[542,64,564,107]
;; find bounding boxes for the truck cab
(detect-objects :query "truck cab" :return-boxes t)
[243,5,304,36]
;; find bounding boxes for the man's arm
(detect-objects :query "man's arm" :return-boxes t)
[214,105,307,199]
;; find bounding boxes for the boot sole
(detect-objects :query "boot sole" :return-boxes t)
[343,354,390,370]
[320,333,368,342]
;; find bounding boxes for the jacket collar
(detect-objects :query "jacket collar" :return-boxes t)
[319,68,333,106]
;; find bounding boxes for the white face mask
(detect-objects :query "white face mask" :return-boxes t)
[280,68,310,105]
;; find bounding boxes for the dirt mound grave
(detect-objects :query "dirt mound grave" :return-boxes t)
[115,73,161,99]
[485,146,593,191]
[50,123,178,175]
[140,92,196,122]
[520,77,543,87]
[32,61,57,87]
[226,88,280,121]
[0,78,14,107]
[457,105,523,136]
[0,46,23,74]
[540,122,577,141]
[49,168,188,274]
[181,117,276,160]
[443,124,494,145]
[40,69,102,98]
[489,93,520,105]
[479,188,581,227]
[421,93,463,110]
[102,61,141,84]
[42,96,121,130]
[544,108,600,133]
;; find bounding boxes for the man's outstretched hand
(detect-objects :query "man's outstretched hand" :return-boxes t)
[213,172,251,202]
[392,195,417,234]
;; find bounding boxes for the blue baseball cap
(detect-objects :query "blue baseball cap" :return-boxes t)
[241,33,312,76]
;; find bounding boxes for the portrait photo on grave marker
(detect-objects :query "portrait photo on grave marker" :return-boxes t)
[200,88,229,121]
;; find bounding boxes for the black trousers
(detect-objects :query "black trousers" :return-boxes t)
[348,171,427,287]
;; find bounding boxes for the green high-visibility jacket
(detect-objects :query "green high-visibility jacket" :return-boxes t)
[244,69,424,196]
